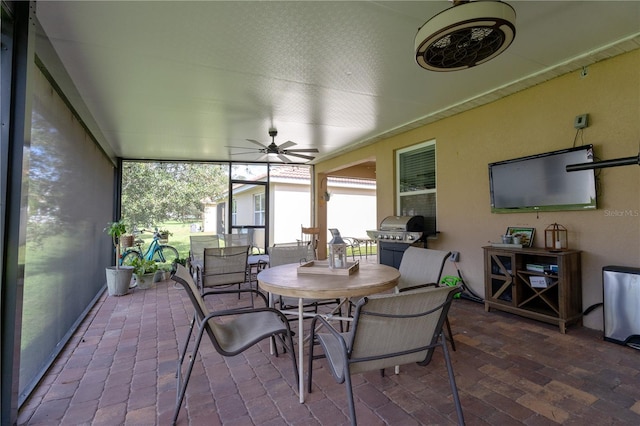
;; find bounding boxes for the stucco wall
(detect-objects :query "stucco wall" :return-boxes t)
[271,183,312,245]
[327,187,377,239]
[315,50,640,331]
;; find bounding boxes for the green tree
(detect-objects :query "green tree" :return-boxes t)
[121,162,228,229]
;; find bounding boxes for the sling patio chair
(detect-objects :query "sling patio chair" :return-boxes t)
[396,246,456,352]
[188,234,220,276]
[267,244,343,327]
[342,237,363,261]
[170,264,298,426]
[299,225,320,259]
[308,285,464,426]
[195,244,249,291]
[219,233,251,247]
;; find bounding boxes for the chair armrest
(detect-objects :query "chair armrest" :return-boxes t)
[193,262,203,290]
[309,314,350,382]
[310,314,344,340]
[202,306,292,324]
[202,288,268,306]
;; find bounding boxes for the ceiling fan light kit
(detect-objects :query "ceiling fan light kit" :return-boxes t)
[415,0,516,72]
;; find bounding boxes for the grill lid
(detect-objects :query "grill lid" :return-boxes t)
[379,215,424,232]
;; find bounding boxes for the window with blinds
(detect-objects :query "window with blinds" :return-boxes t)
[396,140,437,234]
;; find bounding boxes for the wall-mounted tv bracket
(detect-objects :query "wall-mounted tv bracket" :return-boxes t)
[566,151,640,172]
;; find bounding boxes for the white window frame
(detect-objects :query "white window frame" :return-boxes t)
[231,198,237,226]
[396,139,437,228]
[253,192,265,225]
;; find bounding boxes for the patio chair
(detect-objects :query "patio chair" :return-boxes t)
[308,285,464,426]
[300,226,320,259]
[196,245,250,298]
[170,264,298,426]
[397,247,456,352]
[267,245,343,326]
[188,234,219,275]
[219,233,251,247]
[342,237,363,261]
[244,227,263,254]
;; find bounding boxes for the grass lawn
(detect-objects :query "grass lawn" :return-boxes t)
[148,221,377,260]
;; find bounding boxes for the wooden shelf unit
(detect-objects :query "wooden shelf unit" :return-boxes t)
[483,246,582,333]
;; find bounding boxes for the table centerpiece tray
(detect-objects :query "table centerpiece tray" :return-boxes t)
[297,260,359,276]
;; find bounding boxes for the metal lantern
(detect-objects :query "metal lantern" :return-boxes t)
[328,235,348,269]
[545,223,568,251]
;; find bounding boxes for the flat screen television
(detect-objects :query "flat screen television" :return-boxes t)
[489,145,597,213]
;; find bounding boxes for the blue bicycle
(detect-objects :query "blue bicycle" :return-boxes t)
[121,228,179,268]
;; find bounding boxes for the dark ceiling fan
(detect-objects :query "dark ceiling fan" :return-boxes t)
[231,128,319,163]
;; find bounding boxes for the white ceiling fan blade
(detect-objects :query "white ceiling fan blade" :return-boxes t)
[277,154,291,163]
[246,138,268,149]
[278,141,297,150]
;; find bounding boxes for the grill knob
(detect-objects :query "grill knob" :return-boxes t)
[407,234,414,240]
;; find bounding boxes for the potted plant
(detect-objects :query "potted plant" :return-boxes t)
[127,257,158,289]
[154,264,174,282]
[172,256,188,272]
[104,220,134,296]
[158,229,172,242]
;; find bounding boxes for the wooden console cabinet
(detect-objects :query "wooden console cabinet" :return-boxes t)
[483,246,582,333]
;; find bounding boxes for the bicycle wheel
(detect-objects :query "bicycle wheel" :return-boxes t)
[121,250,142,266]
[153,245,179,266]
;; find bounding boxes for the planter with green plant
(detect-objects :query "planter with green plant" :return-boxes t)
[172,257,188,272]
[158,229,172,242]
[127,257,159,290]
[154,264,174,282]
[104,220,134,296]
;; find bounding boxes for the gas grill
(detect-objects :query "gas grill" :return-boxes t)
[366,215,425,243]
[367,216,425,268]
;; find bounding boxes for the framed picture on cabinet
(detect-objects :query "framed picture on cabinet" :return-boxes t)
[506,227,535,247]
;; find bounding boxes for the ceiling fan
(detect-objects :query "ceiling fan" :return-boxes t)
[232,128,319,163]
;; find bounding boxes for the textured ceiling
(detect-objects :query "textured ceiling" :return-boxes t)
[35,1,640,164]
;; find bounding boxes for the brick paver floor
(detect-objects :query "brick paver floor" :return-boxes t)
[18,274,640,425]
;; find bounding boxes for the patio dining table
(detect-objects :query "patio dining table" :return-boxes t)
[257,261,400,402]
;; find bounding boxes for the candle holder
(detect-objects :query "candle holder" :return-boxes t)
[545,223,567,251]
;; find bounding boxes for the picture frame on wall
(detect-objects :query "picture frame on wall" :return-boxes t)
[506,227,535,247]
